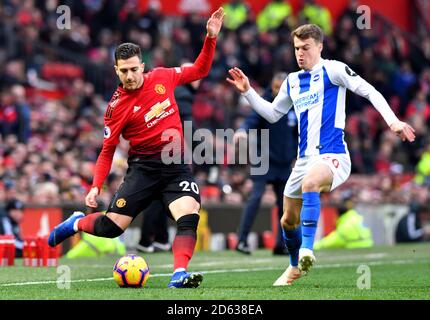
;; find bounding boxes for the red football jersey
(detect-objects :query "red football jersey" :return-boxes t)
[92,36,217,190]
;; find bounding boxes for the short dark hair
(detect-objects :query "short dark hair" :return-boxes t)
[114,43,141,64]
[291,24,324,43]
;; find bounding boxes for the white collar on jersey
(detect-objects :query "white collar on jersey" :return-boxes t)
[301,57,324,72]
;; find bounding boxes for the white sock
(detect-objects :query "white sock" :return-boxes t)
[73,219,81,232]
[173,268,186,274]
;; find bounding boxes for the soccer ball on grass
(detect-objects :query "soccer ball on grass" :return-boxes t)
[113,254,150,288]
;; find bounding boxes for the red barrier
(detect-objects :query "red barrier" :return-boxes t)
[22,236,59,267]
[227,232,238,250]
[262,230,275,249]
[20,207,63,255]
[0,235,16,266]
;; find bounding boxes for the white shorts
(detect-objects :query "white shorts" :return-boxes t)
[283,153,351,199]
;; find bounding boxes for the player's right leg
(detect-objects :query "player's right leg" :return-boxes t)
[48,211,85,247]
[49,161,159,247]
[48,211,131,247]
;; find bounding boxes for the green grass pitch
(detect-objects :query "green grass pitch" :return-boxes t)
[0,243,429,300]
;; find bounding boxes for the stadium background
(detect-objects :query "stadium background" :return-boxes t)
[1,0,430,252]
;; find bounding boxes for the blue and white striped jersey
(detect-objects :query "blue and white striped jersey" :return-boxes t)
[243,58,398,158]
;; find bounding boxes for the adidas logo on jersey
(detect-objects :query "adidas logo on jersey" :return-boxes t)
[133,106,141,113]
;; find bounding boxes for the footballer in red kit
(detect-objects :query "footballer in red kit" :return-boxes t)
[48,7,225,289]
[93,47,216,189]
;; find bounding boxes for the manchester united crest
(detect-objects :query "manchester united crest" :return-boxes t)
[116,198,126,208]
[155,84,166,94]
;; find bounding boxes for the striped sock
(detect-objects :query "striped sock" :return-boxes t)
[282,227,302,267]
[301,192,321,250]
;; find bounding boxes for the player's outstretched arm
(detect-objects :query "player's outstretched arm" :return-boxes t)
[206,7,225,38]
[226,67,290,123]
[175,8,224,85]
[226,67,251,93]
[389,120,415,142]
[326,61,416,144]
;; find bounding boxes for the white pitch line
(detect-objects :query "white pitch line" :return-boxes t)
[1,258,429,287]
[71,258,274,269]
[0,277,115,287]
[60,253,393,269]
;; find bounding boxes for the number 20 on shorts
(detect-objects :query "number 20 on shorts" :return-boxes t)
[179,181,200,194]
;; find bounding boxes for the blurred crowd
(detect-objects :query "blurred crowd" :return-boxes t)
[1,0,430,209]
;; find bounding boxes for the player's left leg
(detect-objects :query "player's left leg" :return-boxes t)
[162,164,203,288]
[298,154,351,274]
[167,195,202,288]
[298,162,333,274]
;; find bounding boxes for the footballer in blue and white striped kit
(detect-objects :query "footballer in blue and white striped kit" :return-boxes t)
[227,24,415,286]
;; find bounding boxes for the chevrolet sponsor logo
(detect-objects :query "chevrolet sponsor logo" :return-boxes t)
[144,98,171,122]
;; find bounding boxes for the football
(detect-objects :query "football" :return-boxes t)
[113,254,150,288]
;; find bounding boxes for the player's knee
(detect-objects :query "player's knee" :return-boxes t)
[280,213,300,230]
[94,215,124,238]
[189,200,201,213]
[301,178,320,193]
[170,196,200,216]
[176,213,200,236]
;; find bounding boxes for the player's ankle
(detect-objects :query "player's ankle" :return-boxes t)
[173,268,186,274]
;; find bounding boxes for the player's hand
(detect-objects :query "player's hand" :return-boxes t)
[85,187,99,208]
[226,67,251,93]
[389,120,415,142]
[206,7,225,38]
[233,130,248,144]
